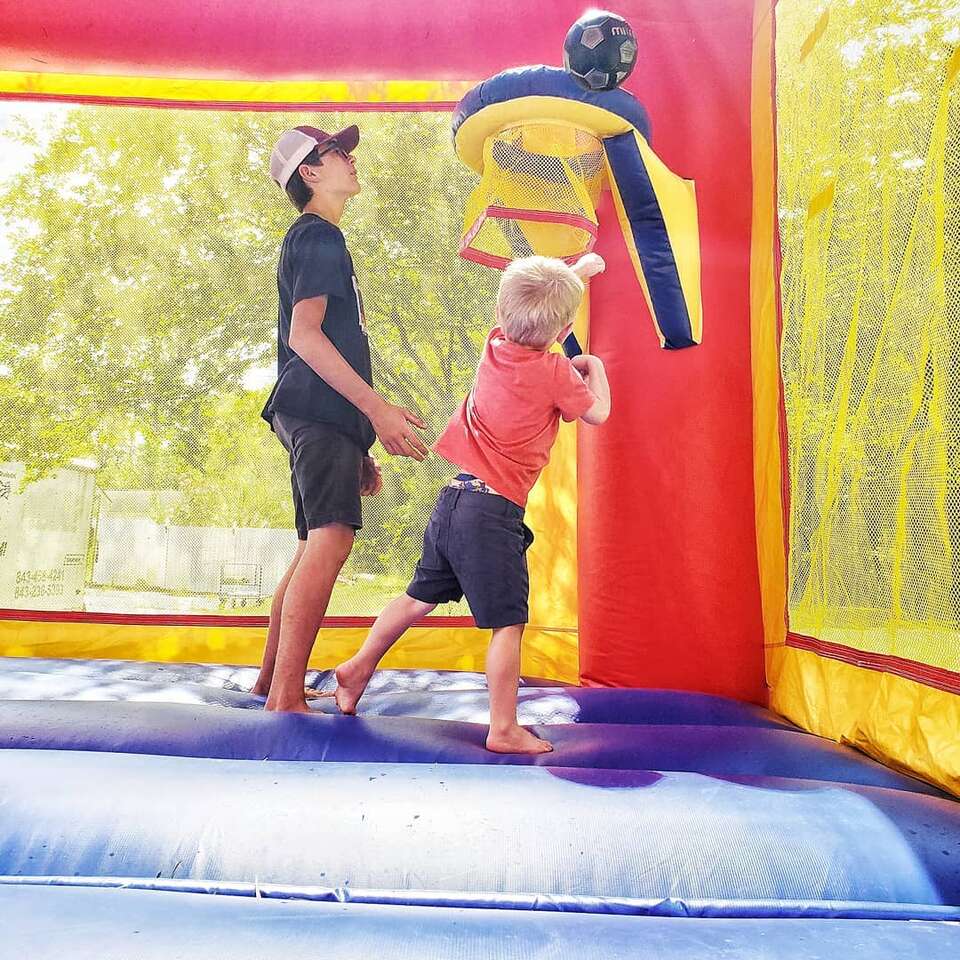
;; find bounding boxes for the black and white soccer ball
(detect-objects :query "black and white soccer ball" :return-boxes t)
[563,10,638,92]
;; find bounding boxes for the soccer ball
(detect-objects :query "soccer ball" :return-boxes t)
[563,10,638,92]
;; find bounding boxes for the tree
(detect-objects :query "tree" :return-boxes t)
[0,104,499,587]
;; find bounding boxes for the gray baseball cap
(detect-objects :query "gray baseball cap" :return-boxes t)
[269,124,360,189]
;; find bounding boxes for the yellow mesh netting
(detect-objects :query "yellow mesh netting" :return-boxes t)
[0,103,497,617]
[776,0,960,673]
[460,123,604,268]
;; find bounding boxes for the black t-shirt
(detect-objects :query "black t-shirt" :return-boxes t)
[261,214,376,452]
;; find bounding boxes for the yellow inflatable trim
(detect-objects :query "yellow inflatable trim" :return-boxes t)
[0,618,579,684]
[0,71,474,106]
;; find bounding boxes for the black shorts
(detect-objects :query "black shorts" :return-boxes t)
[407,482,535,629]
[273,412,363,539]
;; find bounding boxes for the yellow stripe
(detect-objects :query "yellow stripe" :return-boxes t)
[807,179,836,220]
[525,356,581,667]
[947,47,960,86]
[751,0,788,684]
[0,71,475,105]
[771,646,960,798]
[0,619,579,684]
[799,8,830,63]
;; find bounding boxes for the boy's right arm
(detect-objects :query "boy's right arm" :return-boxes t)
[289,296,429,460]
[571,354,611,425]
[571,253,605,281]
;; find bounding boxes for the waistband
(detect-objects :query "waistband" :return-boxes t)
[447,473,503,497]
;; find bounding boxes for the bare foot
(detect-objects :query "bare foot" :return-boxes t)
[304,687,336,701]
[250,680,270,697]
[486,725,553,755]
[264,694,311,714]
[333,658,374,715]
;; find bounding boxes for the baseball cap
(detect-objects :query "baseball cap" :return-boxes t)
[269,124,360,189]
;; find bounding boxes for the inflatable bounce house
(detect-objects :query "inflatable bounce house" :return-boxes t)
[0,0,958,955]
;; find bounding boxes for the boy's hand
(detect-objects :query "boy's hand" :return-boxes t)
[360,456,383,496]
[571,353,605,381]
[370,401,429,460]
[572,253,605,280]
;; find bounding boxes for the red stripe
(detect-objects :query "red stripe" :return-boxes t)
[459,245,511,270]
[459,242,598,272]
[484,206,598,235]
[0,92,458,112]
[461,213,486,248]
[0,608,476,629]
[459,208,598,270]
[787,632,960,696]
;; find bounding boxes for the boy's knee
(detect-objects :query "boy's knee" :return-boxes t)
[403,594,437,618]
[305,523,356,562]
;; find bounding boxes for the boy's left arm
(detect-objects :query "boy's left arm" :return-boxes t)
[555,353,603,423]
[570,355,611,426]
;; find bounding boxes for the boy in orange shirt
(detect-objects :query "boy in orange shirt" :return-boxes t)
[334,253,610,753]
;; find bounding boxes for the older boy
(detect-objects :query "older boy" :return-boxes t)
[333,253,610,753]
[252,124,428,713]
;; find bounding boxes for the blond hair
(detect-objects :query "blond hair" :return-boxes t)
[497,256,584,349]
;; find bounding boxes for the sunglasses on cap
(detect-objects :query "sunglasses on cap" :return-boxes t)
[315,143,351,162]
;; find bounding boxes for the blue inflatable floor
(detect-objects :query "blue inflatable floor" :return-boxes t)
[5,885,960,960]
[0,657,957,958]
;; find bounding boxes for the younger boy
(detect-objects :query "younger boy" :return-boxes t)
[333,254,610,753]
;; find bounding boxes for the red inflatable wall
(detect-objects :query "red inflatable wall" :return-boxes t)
[579,8,766,701]
[3,1,757,88]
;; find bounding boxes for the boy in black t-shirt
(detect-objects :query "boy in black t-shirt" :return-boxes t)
[252,124,427,713]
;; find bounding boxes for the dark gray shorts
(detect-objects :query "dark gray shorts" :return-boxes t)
[273,412,363,540]
[407,482,535,629]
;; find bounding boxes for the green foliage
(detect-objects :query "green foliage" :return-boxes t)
[0,105,498,571]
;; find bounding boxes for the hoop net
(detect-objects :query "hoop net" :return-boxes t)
[460,123,605,269]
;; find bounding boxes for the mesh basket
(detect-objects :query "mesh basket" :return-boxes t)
[460,122,605,269]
